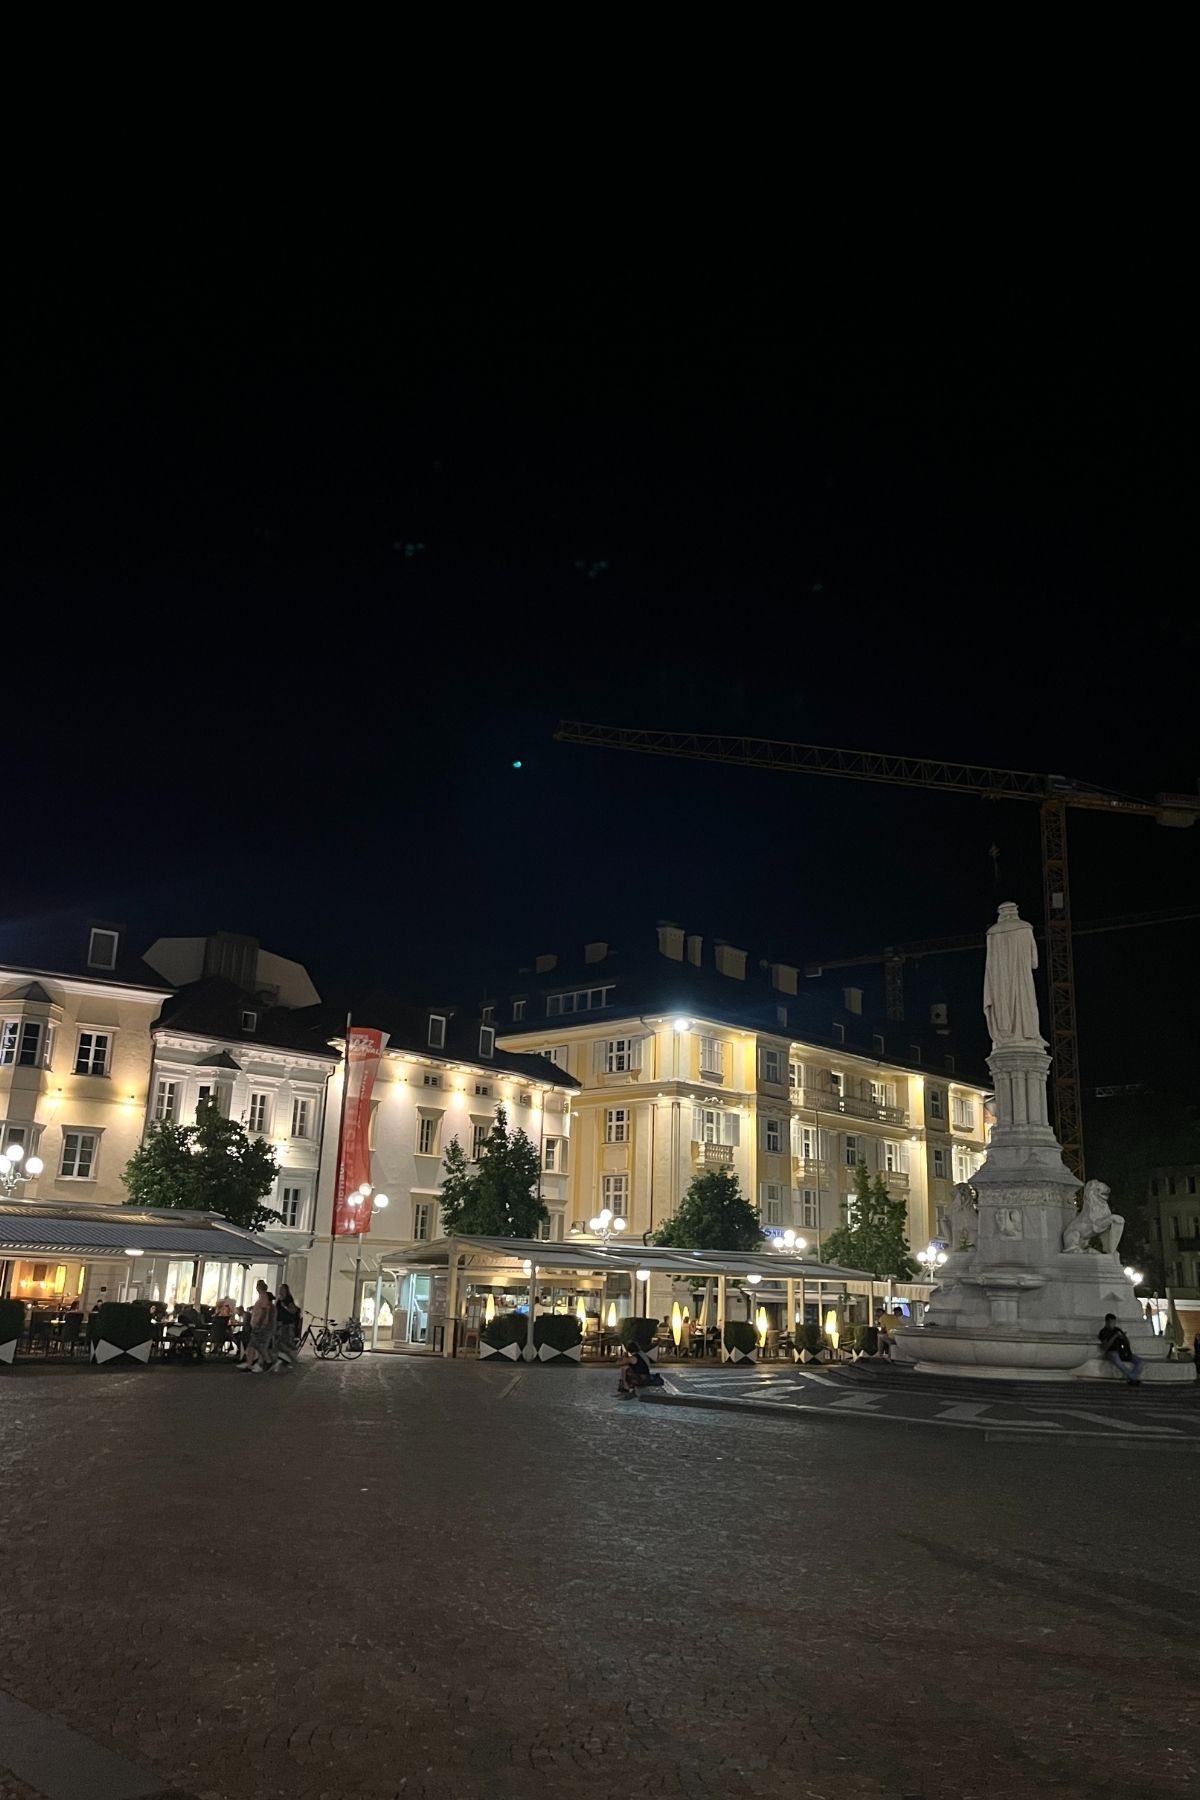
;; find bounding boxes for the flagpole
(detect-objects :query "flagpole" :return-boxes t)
[323,1011,353,1326]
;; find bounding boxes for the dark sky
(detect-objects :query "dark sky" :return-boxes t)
[4,199,1197,1092]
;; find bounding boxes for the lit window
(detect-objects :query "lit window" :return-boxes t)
[290,1097,311,1139]
[60,1130,99,1179]
[428,1014,447,1049]
[74,1031,111,1076]
[87,927,119,970]
[248,1092,270,1133]
[605,1107,629,1144]
[154,1079,178,1123]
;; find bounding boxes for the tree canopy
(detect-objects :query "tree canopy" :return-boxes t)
[821,1161,917,1278]
[122,1099,280,1231]
[653,1168,763,1251]
[438,1105,547,1238]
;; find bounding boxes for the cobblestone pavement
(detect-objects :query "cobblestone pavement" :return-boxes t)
[660,1358,1200,1441]
[2,1355,1198,1800]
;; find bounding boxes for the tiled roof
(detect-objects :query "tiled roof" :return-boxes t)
[154,978,338,1059]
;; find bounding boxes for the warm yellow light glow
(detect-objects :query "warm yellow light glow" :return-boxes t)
[54,1266,66,1294]
[484,1294,496,1324]
[576,1297,588,1331]
[606,1302,617,1329]
[825,1309,839,1351]
[671,1301,683,1346]
[756,1306,769,1343]
[77,1266,86,1295]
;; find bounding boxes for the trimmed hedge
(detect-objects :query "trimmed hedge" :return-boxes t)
[798,1322,825,1356]
[88,1303,153,1350]
[723,1320,758,1355]
[618,1316,657,1351]
[480,1311,528,1350]
[533,1314,583,1353]
[0,1299,24,1345]
[853,1324,879,1355]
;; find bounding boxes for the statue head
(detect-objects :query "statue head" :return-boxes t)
[1082,1179,1111,1217]
[996,901,1020,923]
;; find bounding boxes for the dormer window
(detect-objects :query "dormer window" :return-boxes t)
[87,928,119,971]
[241,1010,258,1032]
[479,1025,495,1058]
[481,1005,494,1025]
[428,1014,447,1049]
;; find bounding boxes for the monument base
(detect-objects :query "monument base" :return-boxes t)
[899,1325,1196,1382]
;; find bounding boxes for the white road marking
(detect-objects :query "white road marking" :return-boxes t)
[496,1371,523,1400]
[828,1394,883,1411]
[938,1402,991,1421]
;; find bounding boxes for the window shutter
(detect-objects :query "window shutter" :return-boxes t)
[900,1142,910,1174]
[790,1118,802,1156]
[628,1036,644,1071]
[593,1039,607,1074]
[692,1105,704,1141]
[725,1113,740,1148]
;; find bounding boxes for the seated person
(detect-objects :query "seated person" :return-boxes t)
[617,1347,653,1398]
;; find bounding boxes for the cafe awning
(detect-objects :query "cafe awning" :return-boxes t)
[0,1200,286,1262]
[383,1234,875,1283]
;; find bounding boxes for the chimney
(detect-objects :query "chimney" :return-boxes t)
[584,941,609,965]
[686,934,703,967]
[770,963,799,995]
[714,942,747,980]
[204,931,259,992]
[656,923,685,961]
[535,952,558,974]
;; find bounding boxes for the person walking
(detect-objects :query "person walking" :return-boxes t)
[1097,1313,1143,1385]
[239,1281,274,1374]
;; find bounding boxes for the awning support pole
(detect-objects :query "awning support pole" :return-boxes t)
[717,1274,727,1361]
[525,1264,537,1361]
[443,1239,461,1358]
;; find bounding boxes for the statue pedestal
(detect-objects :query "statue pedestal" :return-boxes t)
[901,1038,1195,1383]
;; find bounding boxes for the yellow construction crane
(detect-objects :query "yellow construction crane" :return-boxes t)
[554,720,1200,1179]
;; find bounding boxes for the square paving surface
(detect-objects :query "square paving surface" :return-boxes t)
[1,1356,1198,1799]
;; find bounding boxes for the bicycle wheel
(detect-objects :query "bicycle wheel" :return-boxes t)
[316,1330,341,1359]
[341,1336,364,1360]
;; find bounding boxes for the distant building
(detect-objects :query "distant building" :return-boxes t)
[303,1003,577,1340]
[1145,1167,1200,1339]
[0,917,170,1308]
[493,924,990,1259]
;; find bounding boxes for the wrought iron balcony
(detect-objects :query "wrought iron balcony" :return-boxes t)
[798,1086,908,1127]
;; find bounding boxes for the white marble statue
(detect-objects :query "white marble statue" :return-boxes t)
[983,902,1043,1047]
[1062,1179,1125,1255]
[948,1182,978,1252]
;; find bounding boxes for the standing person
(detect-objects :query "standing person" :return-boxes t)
[1097,1313,1143,1385]
[274,1283,300,1371]
[239,1281,274,1374]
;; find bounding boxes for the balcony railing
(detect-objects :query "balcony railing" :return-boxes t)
[798,1086,909,1127]
[698,1058,725,1081]
[792,1157,833,1180]
[882,1169,910,1190]
[693,1141,734,1167]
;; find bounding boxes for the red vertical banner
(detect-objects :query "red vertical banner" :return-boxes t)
[332,1026,387,1236]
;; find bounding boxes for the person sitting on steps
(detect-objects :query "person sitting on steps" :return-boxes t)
[1097,1313,1143,1386]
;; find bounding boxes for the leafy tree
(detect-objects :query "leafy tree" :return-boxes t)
[653,1168,763,1250]
[122,1099,280,1231]
[438,1105,546,1237]
[821,1161,917,1279]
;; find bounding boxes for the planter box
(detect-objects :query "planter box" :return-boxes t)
[91,1339,152,1365]
[536,1343,582,1363]
[0,1339,16,1367]
[478,1341,522,1361]
[728,1346,758,1364]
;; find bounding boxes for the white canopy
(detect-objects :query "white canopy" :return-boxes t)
[383,1233,874,1283]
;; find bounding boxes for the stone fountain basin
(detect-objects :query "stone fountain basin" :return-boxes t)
[897,1328,1091,1373]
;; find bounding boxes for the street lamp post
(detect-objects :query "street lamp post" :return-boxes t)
[349,1184,389,1323]
[0,1141,46,1197]
[917,1242,948,1304]
[587,1206,627,1245]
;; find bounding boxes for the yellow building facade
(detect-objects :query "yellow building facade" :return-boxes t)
[497,1011,989,1256]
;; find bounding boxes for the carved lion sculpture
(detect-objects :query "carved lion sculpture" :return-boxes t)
[1062,1179,1125,1256]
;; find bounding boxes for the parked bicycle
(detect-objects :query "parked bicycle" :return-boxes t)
[296,1314,365,1360]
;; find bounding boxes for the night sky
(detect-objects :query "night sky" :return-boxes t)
[5,201,1197,1098]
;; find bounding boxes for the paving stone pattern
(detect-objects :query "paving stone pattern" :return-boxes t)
[1,1357,1198,1799]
